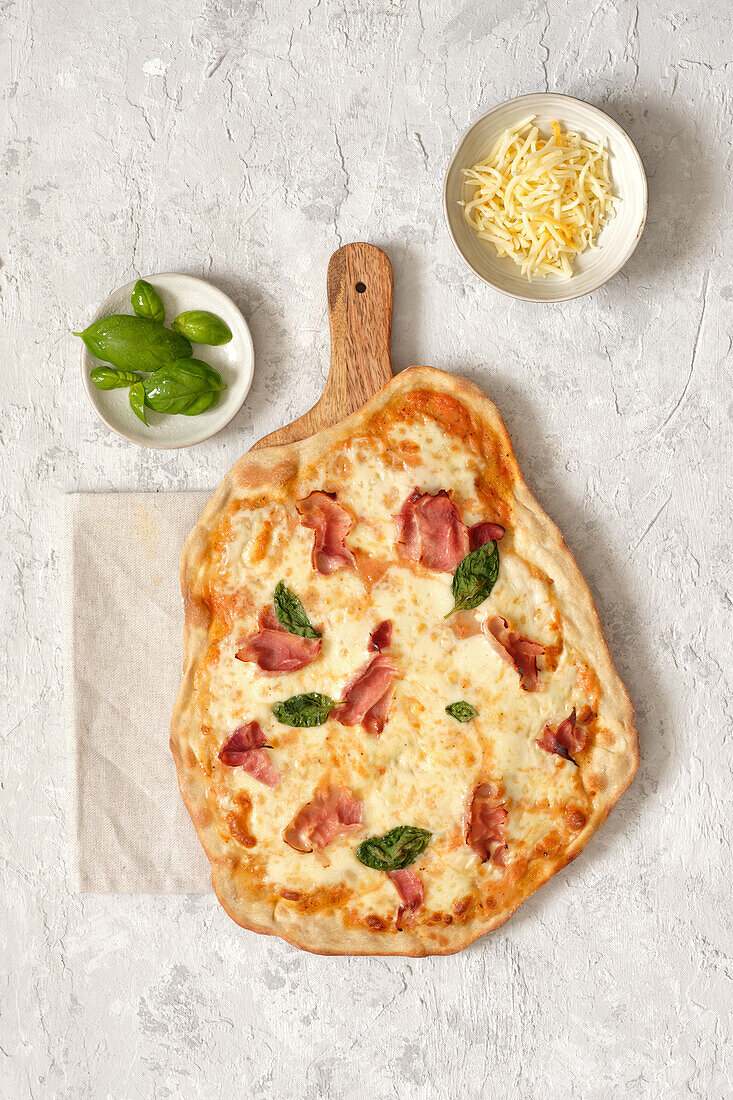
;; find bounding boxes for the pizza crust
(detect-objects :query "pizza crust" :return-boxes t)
[171,366,639,956]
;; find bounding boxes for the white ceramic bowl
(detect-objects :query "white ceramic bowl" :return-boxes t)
[443,93,647,302]
[80,273,254,448]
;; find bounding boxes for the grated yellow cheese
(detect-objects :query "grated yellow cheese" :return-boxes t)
[460,116,617,281]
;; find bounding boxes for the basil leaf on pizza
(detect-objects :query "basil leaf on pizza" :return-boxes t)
[356,826,432,872]
[273,581,322,639]
[446,541,499,616]
[446,701,478,722]
[272,692,336,727]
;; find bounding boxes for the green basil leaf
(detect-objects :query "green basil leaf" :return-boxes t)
[90,366,142,390]
[445,701,478,722]
[273,581,321,639]
[73,315,192,370]
[143,360,226,414]
[131,279,165,323]
[172,310,232,346]
[356,826,432,872]
[129,381,148,425]
[180,390,221,416]
[445,541,500,616]
[272,693,335,727]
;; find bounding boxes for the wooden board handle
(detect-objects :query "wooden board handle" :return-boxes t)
[252,243,393,449]
[325,242,394,417]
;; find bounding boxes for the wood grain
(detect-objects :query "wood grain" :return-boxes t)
[252,243,394,450]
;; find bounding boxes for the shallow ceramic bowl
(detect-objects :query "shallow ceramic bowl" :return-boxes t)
[80,273,254,448]
[443,93,647,302]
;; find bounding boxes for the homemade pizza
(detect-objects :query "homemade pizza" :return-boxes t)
[171,366,638,956]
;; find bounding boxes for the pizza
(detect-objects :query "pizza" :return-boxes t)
[171,366,638,956]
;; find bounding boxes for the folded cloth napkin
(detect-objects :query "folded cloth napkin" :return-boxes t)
[62,492,213,893]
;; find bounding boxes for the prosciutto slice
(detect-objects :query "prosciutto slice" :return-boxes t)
[368,620,393,652]
[469,521,505,549]
[218,722,282,787]
[388,868,424,930]
[537,709,586,765]
[237,750,282,787]
[334,653,397,735]
[394,489,468,572]
[361,683,394,736]
[218,721,267,762]
[467,783,508,866]
[235,605,322,673]
[296,490,356,575]
[283,787,363,852]
[483,615,545,691]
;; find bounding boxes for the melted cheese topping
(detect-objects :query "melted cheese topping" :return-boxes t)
[191,403,610,927]
[461,116,617,281]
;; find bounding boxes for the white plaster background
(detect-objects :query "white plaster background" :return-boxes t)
[2,1,732,1097]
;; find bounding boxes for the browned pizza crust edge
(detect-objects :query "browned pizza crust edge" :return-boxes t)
[170,365,639,956]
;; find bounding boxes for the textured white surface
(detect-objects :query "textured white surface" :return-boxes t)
[2,1,732,1097]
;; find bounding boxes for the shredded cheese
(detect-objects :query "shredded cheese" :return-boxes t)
[460,116,617,281]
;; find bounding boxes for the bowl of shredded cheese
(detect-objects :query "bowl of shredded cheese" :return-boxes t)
[443,93,647,302]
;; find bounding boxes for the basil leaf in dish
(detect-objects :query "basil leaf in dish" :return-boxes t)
[172,310,232,346]
[180,391,221,416]
[128,381,148,425]
[90,366,142,390]
[131,279,165,324]
[73,315,192,371]
[143,359,226,415]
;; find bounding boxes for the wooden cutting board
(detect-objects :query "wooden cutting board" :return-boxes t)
[251,243,394,450]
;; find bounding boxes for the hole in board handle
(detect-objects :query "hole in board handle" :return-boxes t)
[355,282,366,293]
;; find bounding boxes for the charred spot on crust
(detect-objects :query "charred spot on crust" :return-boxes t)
[226,794,257,848]
[565,805,588,831]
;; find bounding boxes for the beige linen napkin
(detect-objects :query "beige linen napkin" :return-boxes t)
[62,492,213,893]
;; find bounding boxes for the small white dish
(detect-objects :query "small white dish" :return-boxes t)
[443,93,648,303]
[80,273,255,448]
